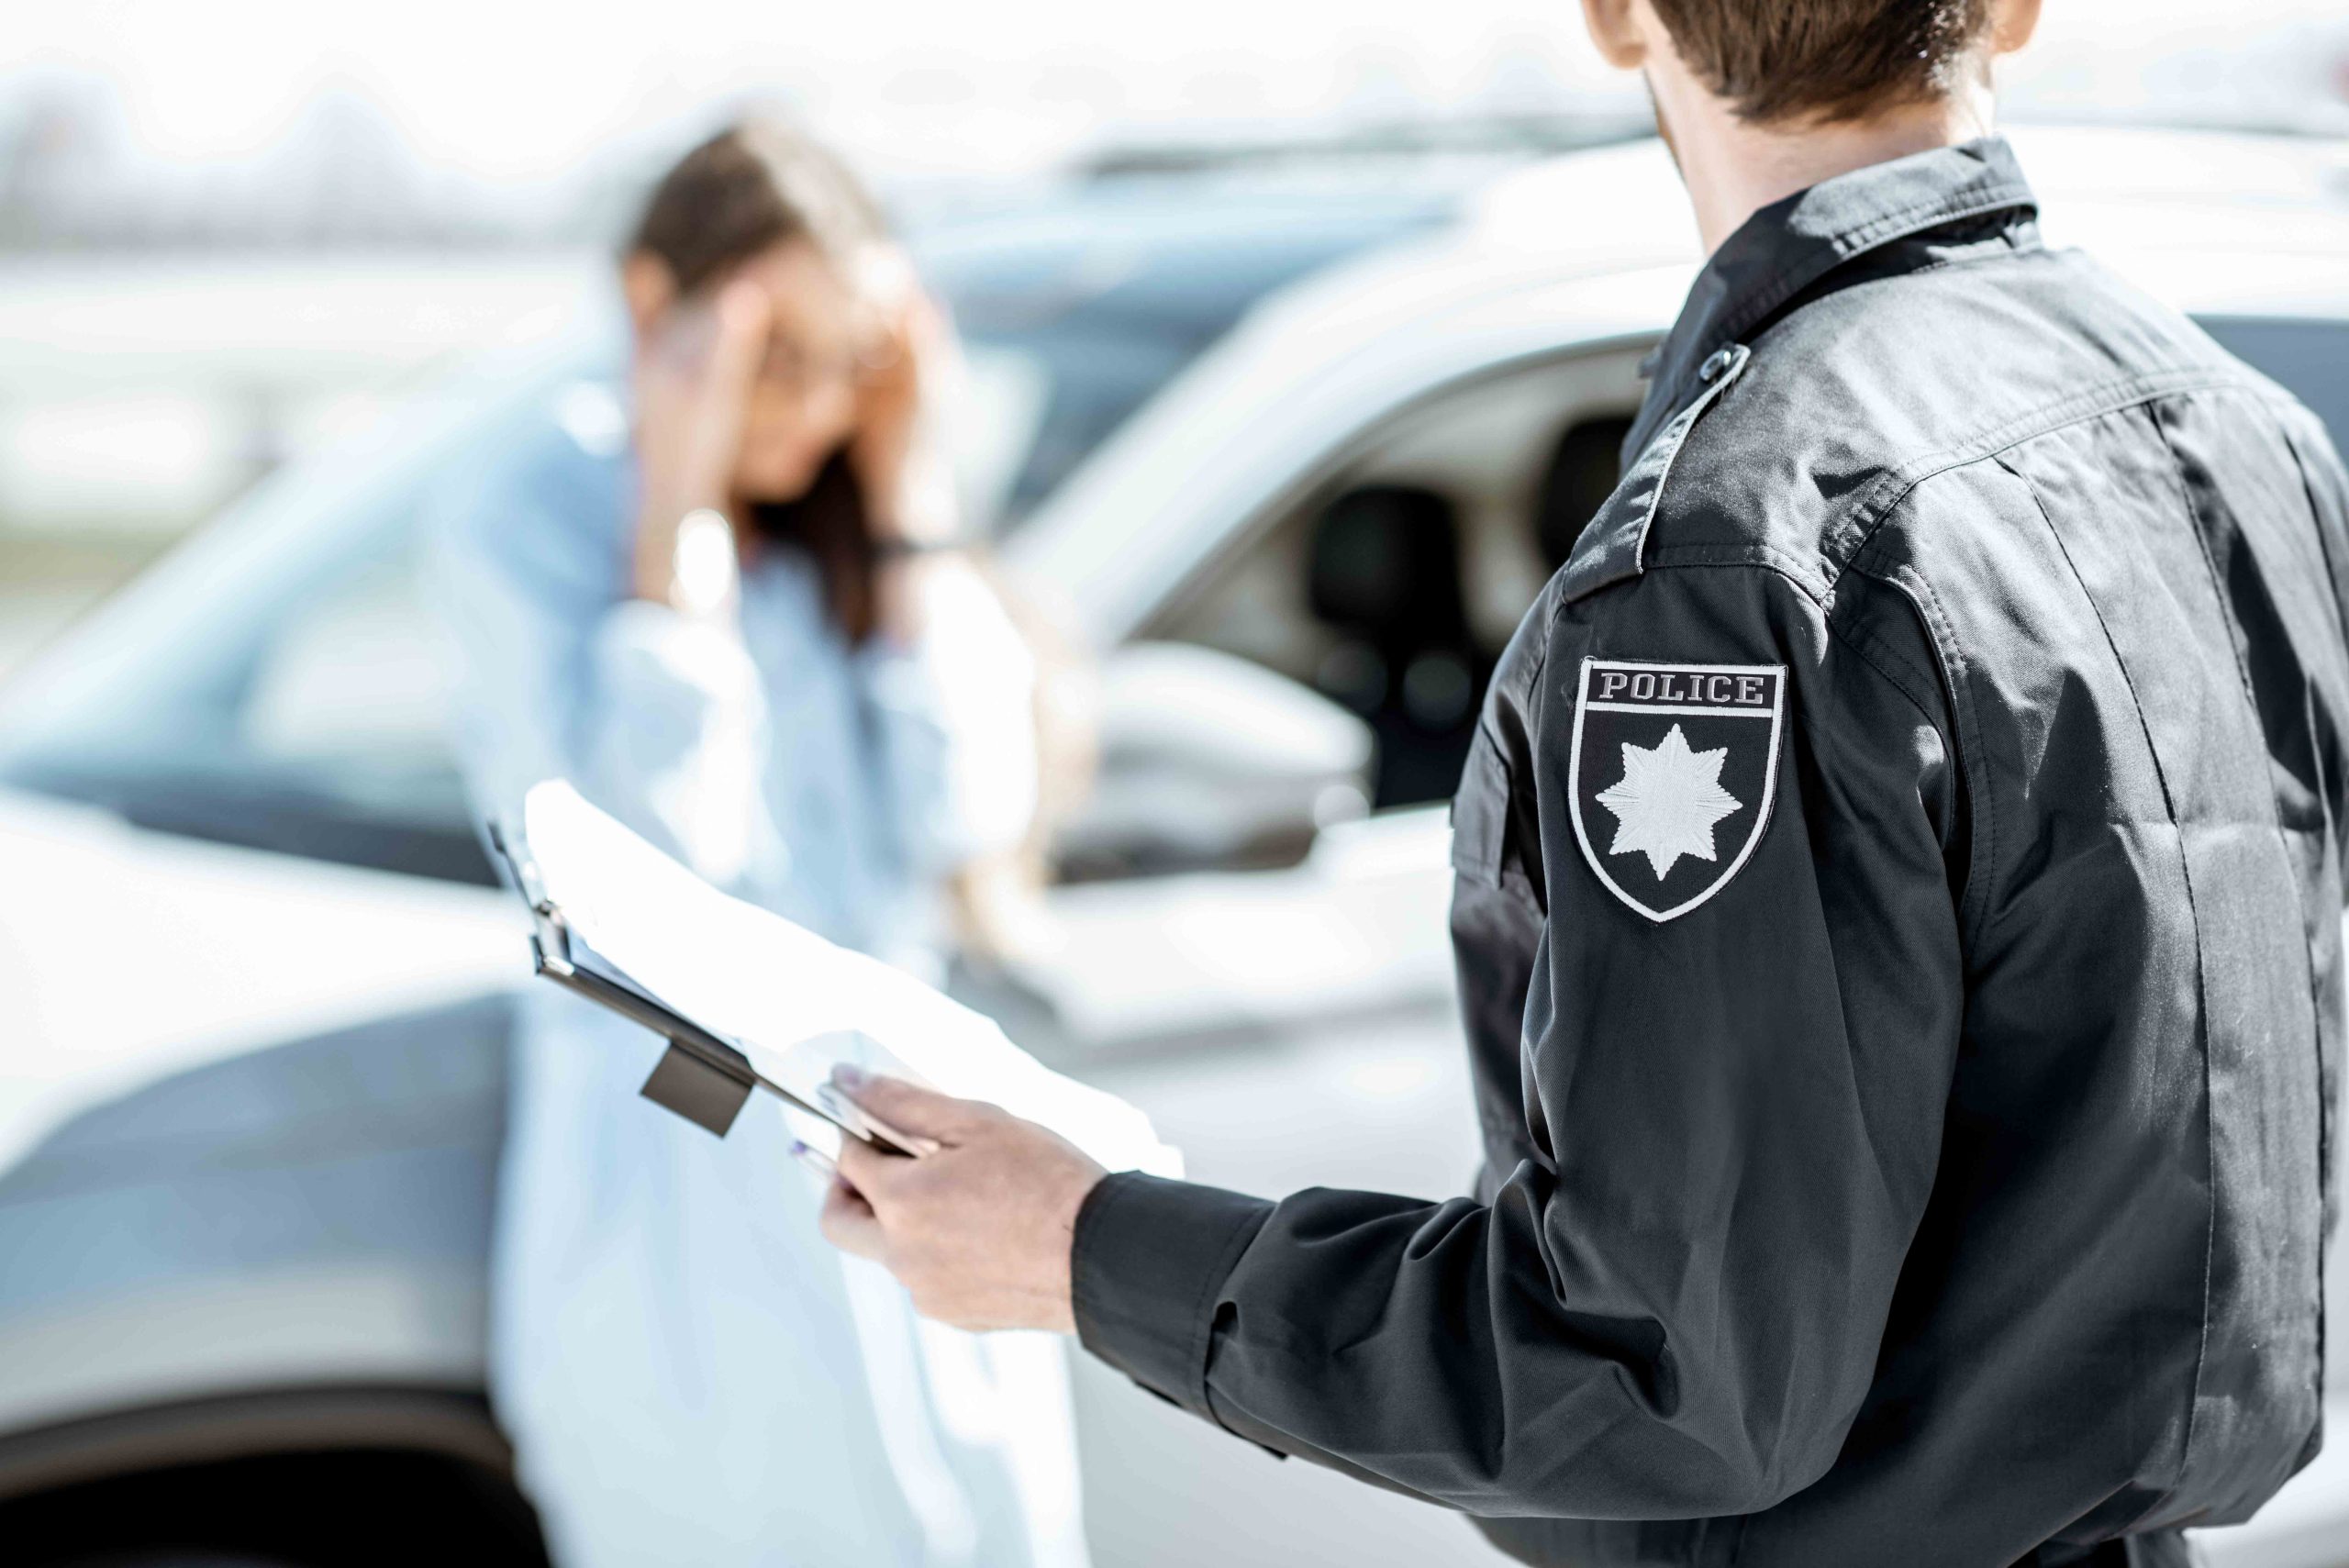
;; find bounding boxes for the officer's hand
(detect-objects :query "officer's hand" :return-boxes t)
[817,1066,1107,1334]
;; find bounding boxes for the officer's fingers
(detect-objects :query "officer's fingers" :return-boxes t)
[835,1128,910,1199]
[818,1173,887,1262]
[839,1127,963,1224]
[829,1067,990,1148]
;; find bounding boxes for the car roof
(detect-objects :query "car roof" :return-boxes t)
[1467,124,2349,261]
[918,168,1474,341]
[1010,125,2349,646]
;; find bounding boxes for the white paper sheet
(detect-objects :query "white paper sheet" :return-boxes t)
[522,779,1182,1177]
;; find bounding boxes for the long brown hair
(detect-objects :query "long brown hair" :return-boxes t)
[628,117,892,640]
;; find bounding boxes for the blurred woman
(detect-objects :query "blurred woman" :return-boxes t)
[430,120,1081,1568]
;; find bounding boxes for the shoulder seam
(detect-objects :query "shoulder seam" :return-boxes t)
[1625,554,1952,739]
[1853,553,1997,950]
[1642,541,1834,603]
[1822,596,1948,739]
[1820,366,2265,594]
[2276,417,2349,654]
[1570,552,1978,936]
[1984,450,2220,1506]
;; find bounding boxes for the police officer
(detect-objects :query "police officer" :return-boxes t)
[816,1,2349,1562]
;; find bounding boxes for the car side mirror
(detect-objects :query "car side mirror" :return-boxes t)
[1052,642,1375,881]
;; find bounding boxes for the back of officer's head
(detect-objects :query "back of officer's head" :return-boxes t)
[1586,0,2038,124]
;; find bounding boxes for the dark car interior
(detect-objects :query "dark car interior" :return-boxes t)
[1160,316,2349,818]
[1298,414,1633,809]
[1306,484,1489,808]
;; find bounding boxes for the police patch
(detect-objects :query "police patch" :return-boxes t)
[1567,658,1787,923]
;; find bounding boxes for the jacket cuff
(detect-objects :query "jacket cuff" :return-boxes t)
[1071,1172,1273,1418]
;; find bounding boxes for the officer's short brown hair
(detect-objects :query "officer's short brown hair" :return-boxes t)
[1650,0,1997,124]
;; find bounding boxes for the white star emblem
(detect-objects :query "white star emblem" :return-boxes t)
[1594,723,1742,881]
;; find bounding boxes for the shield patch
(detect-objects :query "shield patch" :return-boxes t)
[1567,658,1787,922]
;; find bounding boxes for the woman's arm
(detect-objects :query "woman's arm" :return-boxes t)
[858,558,1041,880]
[427,372,781,893]
[629,280,770,615]
[846,273,1041,876]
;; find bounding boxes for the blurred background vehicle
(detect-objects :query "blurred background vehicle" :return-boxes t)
[4,121,2348,1567]
[7,0,2346,674]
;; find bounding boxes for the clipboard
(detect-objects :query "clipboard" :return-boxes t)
[487,820,925,1157]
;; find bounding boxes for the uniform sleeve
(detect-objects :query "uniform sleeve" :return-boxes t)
[2278,401,2349,887]
[1070,562,1966,1518]
[2274,402,2349,1275]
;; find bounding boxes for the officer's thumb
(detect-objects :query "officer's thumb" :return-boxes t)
[829,1065,984,1149]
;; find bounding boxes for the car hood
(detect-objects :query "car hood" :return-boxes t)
[0,788,521,1173]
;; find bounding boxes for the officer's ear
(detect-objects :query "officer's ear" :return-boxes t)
[1579,0,1647,71]
[1987,0,2043,56]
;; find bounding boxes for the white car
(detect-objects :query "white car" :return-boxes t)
[1,128,2344,1568]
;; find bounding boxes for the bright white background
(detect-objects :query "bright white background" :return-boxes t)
[8,0,2348,180]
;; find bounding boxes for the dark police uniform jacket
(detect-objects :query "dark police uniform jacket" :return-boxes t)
[1069,139,2348,1566]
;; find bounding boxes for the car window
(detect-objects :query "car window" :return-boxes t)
[1152,317,2349,817]
[239,542,471,824]
[0,395,500,884]
[1152,346,1650,809]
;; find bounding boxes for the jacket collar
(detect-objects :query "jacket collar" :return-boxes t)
[1624,136,2042,459]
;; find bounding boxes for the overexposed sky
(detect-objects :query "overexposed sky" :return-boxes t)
[7,0,2348,180]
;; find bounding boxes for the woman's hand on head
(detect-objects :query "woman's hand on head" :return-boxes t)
[629,277,771,607]
[849,250,956,547]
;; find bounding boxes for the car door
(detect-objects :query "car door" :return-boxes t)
[994,337,1658,1209]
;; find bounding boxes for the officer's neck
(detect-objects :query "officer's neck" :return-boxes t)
[1654,75,1999,255]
